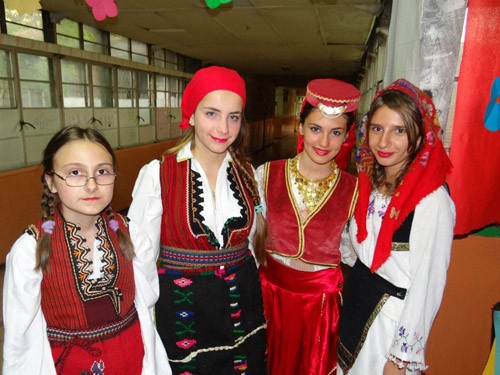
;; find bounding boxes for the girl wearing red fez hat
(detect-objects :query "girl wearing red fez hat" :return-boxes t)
[256,78,360,374]
[337,79,455,375]
[128,66,267,374]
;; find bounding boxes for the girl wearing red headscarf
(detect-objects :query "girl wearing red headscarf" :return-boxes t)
[337,79,456,375]
[128,66,267,374]
[256,78,361,374]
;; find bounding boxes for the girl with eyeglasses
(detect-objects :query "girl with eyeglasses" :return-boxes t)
[2,126,170,374]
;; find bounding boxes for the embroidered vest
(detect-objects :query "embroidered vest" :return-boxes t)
[28,210,135,329]
[159,154,254,251]
[264,159,358,266]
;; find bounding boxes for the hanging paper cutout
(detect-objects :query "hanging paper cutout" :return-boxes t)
[85,0,118,22]
[4,0,41,15]
[484,77,500,132]
[205,0,233,10]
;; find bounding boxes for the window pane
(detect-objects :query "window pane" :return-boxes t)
[156,75,166,91]
[20,81,54,107]
[156,91,166,107]
[92,65,113,108]
[132,53,148,64]
[131,40,148,55]
[118,88,134,107]
[58,35,80,49]
[118,69,134,88]
[84,41,107,54]
[92,65,112,86]
[62,60,88,84]
[0,79,16,108]
[57,19,79,38]
[5,9,44,41]
[63,84,89,107]
[0,50,14,78]
[111,48,129,60]
[6,23,44,41]
[83,25,107,45]
[93,86,114,107]
[110,34,129,50]
[18,54,50,81]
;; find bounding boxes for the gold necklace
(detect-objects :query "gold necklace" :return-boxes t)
[290,155,339,212]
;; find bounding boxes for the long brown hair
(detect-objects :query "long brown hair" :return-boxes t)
[36,126,134,271]
[366,90,425,194]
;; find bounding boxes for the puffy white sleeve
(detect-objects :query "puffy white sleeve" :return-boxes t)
[128,159,172,374]
[247,164,267,266]
[388,187,456,371]
[340,221,357,267]
[254,163,267,218]
[2,233,56,375]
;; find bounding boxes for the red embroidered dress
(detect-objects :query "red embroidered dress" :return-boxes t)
[27,209,143,374]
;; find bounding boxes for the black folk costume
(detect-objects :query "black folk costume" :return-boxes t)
[128,144,267,375]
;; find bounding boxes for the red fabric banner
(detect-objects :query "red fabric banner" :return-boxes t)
[448,0,500,235]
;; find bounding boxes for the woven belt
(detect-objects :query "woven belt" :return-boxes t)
[47,305,138,343]
[160,241,249,270]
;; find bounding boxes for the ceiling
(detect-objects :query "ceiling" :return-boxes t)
[39,0,390,87]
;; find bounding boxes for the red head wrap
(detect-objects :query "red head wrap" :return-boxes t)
[297,78,361,170]
[179,66,246,129]
[354,78,453,272]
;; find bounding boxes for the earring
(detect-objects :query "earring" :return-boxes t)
[189,117,194,126]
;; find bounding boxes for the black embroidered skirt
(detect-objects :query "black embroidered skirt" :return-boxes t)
[156,254,267,375]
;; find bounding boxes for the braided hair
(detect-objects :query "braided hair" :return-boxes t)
[35,126,134,271]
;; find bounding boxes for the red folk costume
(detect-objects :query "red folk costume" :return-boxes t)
[258,79,360,375]
[30,209,143,374]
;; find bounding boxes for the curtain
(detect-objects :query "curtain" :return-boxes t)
[448,0,500,235]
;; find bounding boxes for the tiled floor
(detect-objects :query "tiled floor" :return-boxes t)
[0,124,298,373]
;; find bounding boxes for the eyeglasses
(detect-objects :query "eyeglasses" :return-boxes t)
[52,171,116,187]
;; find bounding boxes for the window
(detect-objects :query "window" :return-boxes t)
[56,19,80,49]
[83,25,108,54]
[169,77,181,107]
[131,40,148,64]
[5,8,44,41]
[156,75,168,107]
[61,59,90,107]
[0,50,16,108]
[117,68,135,108]
[92,65,114,108]
[18,53,55,108]
[138,72,152,125]
[110,33,129,60]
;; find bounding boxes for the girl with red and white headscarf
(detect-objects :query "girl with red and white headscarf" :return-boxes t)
[128,66,267,374]
[337,79,456,375]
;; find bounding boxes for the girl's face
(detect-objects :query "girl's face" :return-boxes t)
[299,108,348,167]
[368,105,412,180]
[192,90,243,158]
[45,139,115,225]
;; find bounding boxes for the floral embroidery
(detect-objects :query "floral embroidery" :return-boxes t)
[176,310,195,320]
[176,339,197,350]
[367,198,375,216]
[394,325,425,355]
[174,277,193,288]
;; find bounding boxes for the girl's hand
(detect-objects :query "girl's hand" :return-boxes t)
[383,360,406,375]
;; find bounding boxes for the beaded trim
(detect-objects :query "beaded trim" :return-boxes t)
[47,306,138,343]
